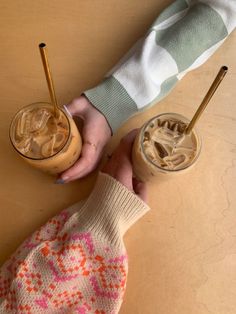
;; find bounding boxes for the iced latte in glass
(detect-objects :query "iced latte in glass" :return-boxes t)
[132,113,201,182]
[10,102,82,174]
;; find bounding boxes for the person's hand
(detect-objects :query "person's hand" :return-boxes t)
[102,129,147,203]
[59,95,112,183]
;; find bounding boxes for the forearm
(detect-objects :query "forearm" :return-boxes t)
[84,0,236,133]
[0,173,149,313]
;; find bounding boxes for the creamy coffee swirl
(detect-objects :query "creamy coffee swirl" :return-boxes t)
[11,106,69,158]
[142,116,198,170]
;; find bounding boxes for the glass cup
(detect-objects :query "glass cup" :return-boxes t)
[9,102,82,175]
[132,113,201,182]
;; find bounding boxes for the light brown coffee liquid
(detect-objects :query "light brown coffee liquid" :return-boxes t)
[12,106,69,158]
[132,113,200,182]
[143,116,197,170]
[10,103,82,174]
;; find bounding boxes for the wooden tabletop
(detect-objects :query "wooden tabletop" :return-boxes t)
[0,1,236,313]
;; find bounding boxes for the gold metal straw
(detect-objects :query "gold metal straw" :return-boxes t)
[39,43,60,118]
[185,66,228,135]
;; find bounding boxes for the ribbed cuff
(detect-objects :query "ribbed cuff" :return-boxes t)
[84,76,138,133]
[77,172,150,246]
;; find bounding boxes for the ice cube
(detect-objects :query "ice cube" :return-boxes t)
[154,141,168,158]
[30,108,52,132]
[53,132,67,151]
[152,128,176,146]
[16,136,32,154]
[163,153,187,168]
[15,111,32,138]
[41,134,56,157]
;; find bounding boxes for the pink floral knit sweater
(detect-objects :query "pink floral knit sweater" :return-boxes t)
[0,173,150,313]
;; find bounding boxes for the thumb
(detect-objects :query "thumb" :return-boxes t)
[65,96,88,117]
[133,178,148,203]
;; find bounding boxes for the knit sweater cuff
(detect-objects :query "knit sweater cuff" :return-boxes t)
[84,76,138,133]
[77,172,150,246]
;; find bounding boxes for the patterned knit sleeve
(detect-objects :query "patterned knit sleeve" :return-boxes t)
[84,0,236,133]
[0,173,150,314]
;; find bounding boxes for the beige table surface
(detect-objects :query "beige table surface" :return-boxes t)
[1,1,236,313]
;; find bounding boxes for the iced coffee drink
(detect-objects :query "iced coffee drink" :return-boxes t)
[132,113,201,181]
[10,102,82,174]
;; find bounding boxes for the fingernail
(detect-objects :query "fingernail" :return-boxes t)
[55,177,69,184]
[55,178,66,184]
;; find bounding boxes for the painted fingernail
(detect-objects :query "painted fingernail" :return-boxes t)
[55,178,65,184]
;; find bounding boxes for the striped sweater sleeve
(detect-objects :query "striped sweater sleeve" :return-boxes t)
[84,0,236,133]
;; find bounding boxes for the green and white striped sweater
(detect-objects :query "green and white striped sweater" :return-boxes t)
[84,0,236,133]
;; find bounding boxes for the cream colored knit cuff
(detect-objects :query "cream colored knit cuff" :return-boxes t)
[77,172,150,246]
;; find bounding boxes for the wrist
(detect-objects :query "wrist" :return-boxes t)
[77,172,150,245]
[81,94,112,136]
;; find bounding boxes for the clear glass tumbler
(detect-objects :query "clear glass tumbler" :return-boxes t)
[132,113,201,182]
[9,102,82,174]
